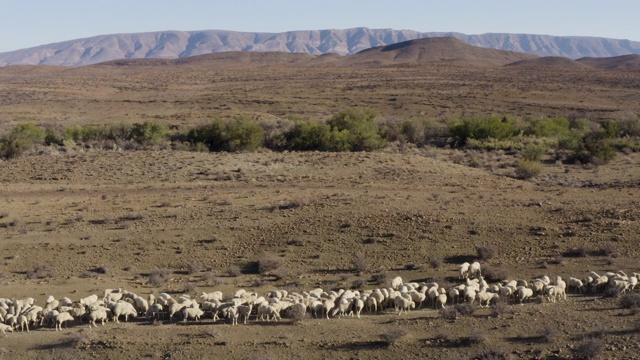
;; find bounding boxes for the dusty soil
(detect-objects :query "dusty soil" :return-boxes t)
[0,58,639,359]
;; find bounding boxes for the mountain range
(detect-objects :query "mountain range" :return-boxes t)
[1,27,640,67]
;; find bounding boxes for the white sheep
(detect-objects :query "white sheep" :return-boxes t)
[0,323,14,335]
[182,307,204,322]
[469,262,482,279]
[435,294,447,309]
[567,277,584,293]
[458,262,471,279]
[146,303,164,320]
[88,308,110,327]
[55,312,74,331]
[79,294,99,307]
[322,299,335,319]
[393,296,415,315]
[516,287,533,304]
[112,302,137,323]
[391,276,403,290]
[201,291,223,302]
[237,305,253,324]
[16,314,29,332]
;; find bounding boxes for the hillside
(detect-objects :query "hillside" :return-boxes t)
[505,56,591,69]
[576,54,640,69]
[1,27,639,66]
[348,37,538,66]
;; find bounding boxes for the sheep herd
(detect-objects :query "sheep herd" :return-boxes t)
[0,262,638,335]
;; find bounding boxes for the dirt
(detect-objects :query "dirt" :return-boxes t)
[0,59,639,359]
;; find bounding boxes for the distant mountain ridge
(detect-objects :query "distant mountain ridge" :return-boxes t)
[1,27,639,67]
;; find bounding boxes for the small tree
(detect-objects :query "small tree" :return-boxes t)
[131,121,168,145]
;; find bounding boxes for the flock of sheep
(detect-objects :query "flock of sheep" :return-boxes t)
[0,261,638,335]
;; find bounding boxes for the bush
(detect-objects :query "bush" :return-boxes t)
[371,271,388,285]
[187,117,264,152]
[490,300,511,317]
[439,306,458,321]
[527,117,571,137]
[148,268,172,287]
[482,265,509,282]
[131,121,168,145]
[0,123,46,159]
[619,293,640,309]
[187,262,201,275]
[449,116,520,146]
[515,160,543,179]
[576,337,603,360]
[522,143,546,161]
[258,253,283,275]
[351,253,369,273]
[326,108,386,151]
[380,327,408,346]
[455,303,476,316]
[226,265,242,277]
[540,324,560,343]
[467,328,488,344]
[25,264,54,279]
[476,244,497,260]
[429,257,444,269]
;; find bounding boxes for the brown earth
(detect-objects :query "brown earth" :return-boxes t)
[0,48,639,359]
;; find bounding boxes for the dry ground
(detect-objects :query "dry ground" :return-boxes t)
[0,58,639,359]
[0,148,638,359]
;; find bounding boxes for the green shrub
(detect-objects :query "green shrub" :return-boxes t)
[131,121,168,145]
[326,108,386,151]
[286,120,333,151]
[522,143,546,161]
[0,123,46,159]
[527,117,570,137]
[187,117,263,152]
[449,116,520,146]
[516,160,543,179]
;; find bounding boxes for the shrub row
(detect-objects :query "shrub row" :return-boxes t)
[1,110,638,164]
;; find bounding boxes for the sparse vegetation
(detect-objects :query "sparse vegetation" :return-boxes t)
[351,252,369,273]
[226,265,242,277]
[148,268,172,287]
[25,264,54,279]
[476,244,497,260]
[381,327,408,346]
[258,253,283,275]
[576,337,603,360]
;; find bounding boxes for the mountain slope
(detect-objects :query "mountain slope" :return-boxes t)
[348,37,537,66]
[576,54,640,69]
[1,28,639,67]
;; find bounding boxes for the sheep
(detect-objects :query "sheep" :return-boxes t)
[182,307,204,322]
[476,292,499,307]
[112,302,137,323]
[41,310,59,327]
[55,312,74,331]
[257,303,280,321]
[104,292,124,303]
[448,288,459,305]
[349,298,364,319]
[364,296,377,313]
[16,314,29,332]
[322,299,335,319]
[469,262,482,279]
[330,298,351,318]
[88,308,110,327]
[391,276,403,290]
[393,296,415,315]
[516,287,533,304]
[44,296,59,312]
[201,291,224,302]
[237,305,253,324]
[79,294,99,307]
[567,277,585,293]
[145,304,164,320]
[458,262,471,279]
[0,323,14,335]
[132,296,149,314]
[435,294,447,309]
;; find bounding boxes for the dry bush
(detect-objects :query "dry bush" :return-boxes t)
[381,327,408,346]
[619,293,640,309]
[439,306,458,321]
[477,350,512,360]
[602,242,617,257]
[372,271,388,285]
[0,212,8,219]
[351,252,368,273]
[429,257,444,269]
[476,244,497,260]
[290,304,307,323]
[183,282,197,294]
[351,278,365,289]
[204,272,222,285]
[482,265,508,282]
[563,246,587,257]
[79,271,98,279]
[25,264,54,279]
[226,265,242,277]
[337,273,351,282]
[258,253,283,275]
[467,328,488,344]
[490,300,511,317]
[455,303,476,316]
[187,261,201,275]
[540,324,560,343]
[119,213,146,221]
[515,160,543,179]
[576,337,603,360]
[148,268,172,287]
[273,267,290,280]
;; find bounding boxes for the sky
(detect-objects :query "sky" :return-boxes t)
[0,0,638,53]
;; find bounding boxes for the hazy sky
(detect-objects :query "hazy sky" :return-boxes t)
[1,0,637,53]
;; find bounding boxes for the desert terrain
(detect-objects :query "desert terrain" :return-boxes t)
[0,40,639,359]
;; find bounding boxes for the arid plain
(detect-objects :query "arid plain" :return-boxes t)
[0,40,640,359]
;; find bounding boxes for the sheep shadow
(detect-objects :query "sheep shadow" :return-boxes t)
[505,335,547,344]
[325,340,388,351]
[444,255,476,264]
